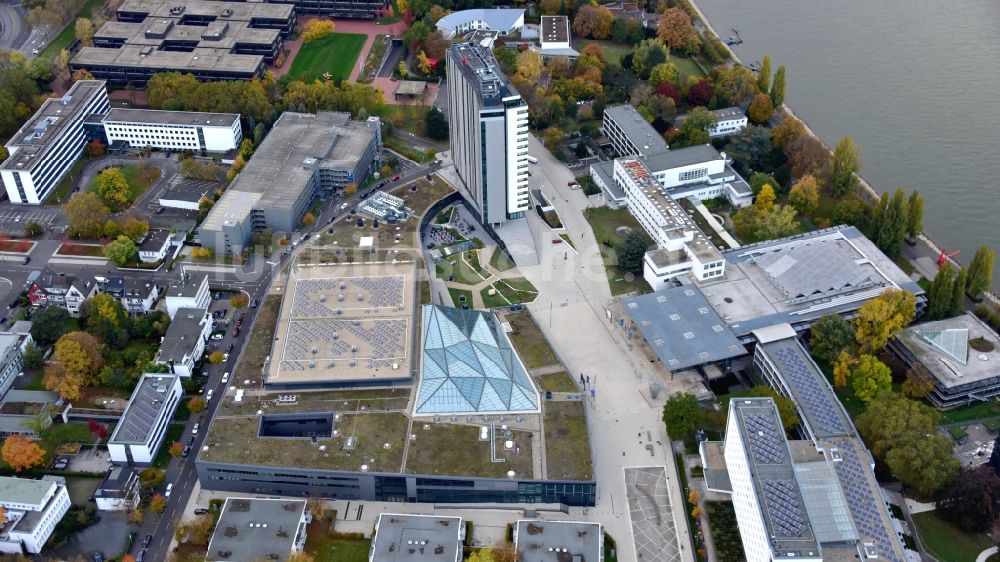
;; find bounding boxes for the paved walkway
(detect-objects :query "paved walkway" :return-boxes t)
[439,245,536,308]
[977,546,998,562]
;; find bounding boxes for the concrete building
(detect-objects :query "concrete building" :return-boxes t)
[92,109,242,152]
[436,9,524,39]
[602,104,669,158]
[614,158,725,288]
[674,106,747,138]
[206,498,308,562]
[138,230,172,263]
[0,81,110,204]
[358,191,410,222]
[198,111,382,256]
[889,313,1000,409]
[107,373,182,465]
[93,466,141,511]
[164,272,210,319]
[538,15,578,58]
[0,476,70,555]
[370,514,463,562]
[0,391,56,439]
[0,333,28,401]
[447,43,530,226]
[268,0,388,19]
[155,308,212,377]
[71,0,295,85]
[514,520,603,562]
[27,272,99,316]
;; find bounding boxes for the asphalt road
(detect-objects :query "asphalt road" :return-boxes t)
[0,1,28,51]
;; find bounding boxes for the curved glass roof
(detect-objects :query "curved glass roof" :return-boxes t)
[415,305,539,415]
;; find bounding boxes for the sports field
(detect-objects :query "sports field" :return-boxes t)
[289,33,367,82]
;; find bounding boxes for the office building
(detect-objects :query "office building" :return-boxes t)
[0,476,71,555]
[603,104,669,158]
[71,0,295,85]
[198,111,381,256]
[165,272,210,319]
[514,520,603,562]
[889,313,1000,409]
[265,0,388,19]
[437,9,524,39]
[447,43,530,226]
[155,308,212,377]
[107,374,182,464]
[674,106,747,138]
[0,81,110,204]
[206,498,308,562]
[93,467,141,511]
[0,334,28,402]
[370,514,463,562]
[88,109,242,153]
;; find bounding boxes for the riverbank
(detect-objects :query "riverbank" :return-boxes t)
[687,0,997,305]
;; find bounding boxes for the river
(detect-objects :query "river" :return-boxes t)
[693,0,1000,290]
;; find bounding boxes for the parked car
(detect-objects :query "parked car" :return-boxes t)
[142,535,152,548]
[136,549,146,562]
[221,372,230,384]
[206,389,214,402]
[251,299,258,309]
[156,207,165,214]
[92,552,104,562]
[192,423,200,435]
[185,437,194,446]
[392,175,400,181]
[232,328,240,338]
[222,353,229,362]
[182,446,191,458]
[210,333,224,341]
[194,508,209,515]
[552,238,563,244]
[164,483,173,497]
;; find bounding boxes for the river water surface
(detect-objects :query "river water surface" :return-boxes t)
[693,0,1000,288]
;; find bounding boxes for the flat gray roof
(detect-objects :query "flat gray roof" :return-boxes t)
[896,313,1000,389]
[449,43,520,107]
[109,374,179,444]
[0,476,55,506]
[157,308,208,364]
[729,398,821,559]
[207,498,306,562]
[167,273,208,299]
[139,229,171,252]
[623,286,745,371]
[1,81,107,172]
[515,520,602,562]
[95,19,278,51]
[118,0,294,21]
[540,15,569,44]
[641,144,721,172]
[372,514,463,562]
[73,45,263,73]
[603,104,669,156]
[104,108,239,128]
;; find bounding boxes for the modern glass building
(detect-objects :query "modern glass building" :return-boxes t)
[416,305,539,415]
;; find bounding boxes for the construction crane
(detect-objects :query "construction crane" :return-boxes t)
[937,248,960,266]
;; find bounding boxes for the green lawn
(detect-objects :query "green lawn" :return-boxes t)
[383,135,434,163]
[505,312,560,369]
[89,164,161,210]
[379,105,431,137]
[573,39,634,65]
[419,280,431,305]
[37,0,106,60]
[435,255,487,285]
[289,33,367,82]
[489,278,538,305]
[672,55,707,82]
[912,511,993,562]
[447,287,472,307]
[489,247,516,272]
[480,286,509,308]
[707,502,746,562]
[535,371,578,392]
[543,401,592,480]
[938,400,1000,427]
[44,150,89,205]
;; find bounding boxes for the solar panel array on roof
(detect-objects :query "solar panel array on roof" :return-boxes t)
[115,377,175,443]
[771,345,849,437]
[831,439,901,562]
[762,479,808,537]
[744,413,785,464]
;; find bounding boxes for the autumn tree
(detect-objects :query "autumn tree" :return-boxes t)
[515,50,543,83]
[572,5,614,39]
[657,8,700,53]
[771,116,804,149]
[44,331,104,400]
[207,351,224,364]
[64,192,110,239]
[901,367,935,399]
[343,182,358,196]
[302,19,335,43]
[713,65,758,106]
[769,65,786,107]
[966,245,996,299]
[809,314,855,364]
[540,0,562,14]
[853,289,916,353]
[139,468,165,489]
[1,436,44,472]
[936,466,1000,533]
[301,212,316,226]
[757,54,772,92]
[188,397,207,414]
[850,354,892,402]
[686,79,713,107]
[951,268,968,317]
[787,174,819,214]
[168,441,184,457]
[128,508,146,525]
[662,392,702,442]
[75,17,94,46]
[747,92,773,125]
[96,167,132,208]
[122,217,149,241]
[83,293,130,347]
[784,134,831,180]
[732,185,798,242]
[149,493,167,513]
[230,293,250,309]
[832,351,853,388]
[885,429,959,496]
[103,235,138,266]
[829,136,861,197]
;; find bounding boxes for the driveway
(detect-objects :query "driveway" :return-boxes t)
[49,511,133,561]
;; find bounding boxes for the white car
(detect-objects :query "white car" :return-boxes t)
[340,203,349,210]
[206,389,214,401]
[165,483,173,497]
[222,353,229,362]
[210,333,224,341]
[192,423,200,435]
[221,372,230,384]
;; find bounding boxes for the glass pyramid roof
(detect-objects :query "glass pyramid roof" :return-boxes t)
[415,305,540,414]
[915,328,968,365]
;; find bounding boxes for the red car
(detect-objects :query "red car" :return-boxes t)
[232,328,240,338]
[552,238,563,244]
[392,175,400,181]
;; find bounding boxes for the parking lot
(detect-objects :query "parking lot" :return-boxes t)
[0,206,60,230]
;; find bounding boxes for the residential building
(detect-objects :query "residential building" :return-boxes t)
[0,476,70,554]
[370,514,463,562]
[118,278,161,314]
[198,111,382,256]
[0,81,110,204]
[0,333,28,401]
[107,374,182,464]
[602,104,669,158]
[538,15,578,58]
[614,158,725,288]
[88,109,242,152]
[436,9,524,39]
[889,313,1000,409]
[27,272,98,316]
[514,520,602,562]
[138,230,172,263]
[71,0,295,85]
[155,308,212,377]
[93,466,141,511]
[674,106,747,138]
[165,272,210,318]
[447,43,530,226]
[206,498,308,562]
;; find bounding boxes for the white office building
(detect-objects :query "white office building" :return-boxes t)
[155,308,212,377]
[0,333,29,401]
[0,475,71,554]
[99,108,242,152]
[436,8,524,39]
[674,106,748,138]
[614,158,725,289]
[603,104,669,158]
[164,273,210,319]
[447,43,530,226]
[0,81,110,204]
[107,374,182,465]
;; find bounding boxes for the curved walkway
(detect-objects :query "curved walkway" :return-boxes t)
[977,546,998,562]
